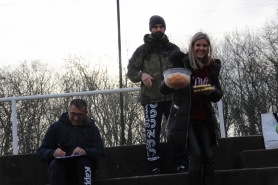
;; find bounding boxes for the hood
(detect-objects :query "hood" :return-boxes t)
[143,34,169,48]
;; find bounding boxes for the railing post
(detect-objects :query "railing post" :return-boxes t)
[217,99,226,138]
[0,87,141,154]
[12,99,18,155]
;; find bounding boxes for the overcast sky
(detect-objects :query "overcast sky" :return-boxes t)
[0,0,277,69]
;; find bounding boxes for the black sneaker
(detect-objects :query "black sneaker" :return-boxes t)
[177,165,186,173]
[152,168,161,175]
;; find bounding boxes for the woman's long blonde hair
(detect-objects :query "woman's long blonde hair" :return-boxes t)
[188,32,214,70]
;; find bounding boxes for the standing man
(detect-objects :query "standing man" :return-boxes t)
[127,15,188,175]
[37,99,105,185]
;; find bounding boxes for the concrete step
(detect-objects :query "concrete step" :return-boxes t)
[214,135,265,170]
[95,135,265,179]
[0,136,270,185]
[94,167,278,185]
[239,148,278,168]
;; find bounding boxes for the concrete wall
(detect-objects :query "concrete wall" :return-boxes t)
[0,136,266,185]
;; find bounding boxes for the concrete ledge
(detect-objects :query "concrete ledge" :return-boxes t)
[95,142,180,179]
[0,154,49,185]
[214,167,278,185]
[96,135,266,179]
[239,148,278,168]
[94,167,278,185]
[214,135,265,170]
[94,173,189,185]
[0,136,266,185]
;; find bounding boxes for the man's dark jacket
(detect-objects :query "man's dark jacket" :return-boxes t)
[37,112,105,163]
[160,55,223,146]
[127,34,180,104]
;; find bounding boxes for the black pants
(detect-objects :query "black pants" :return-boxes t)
[186,119,214,185]
[49,157,94,185]
[143,101,188,171]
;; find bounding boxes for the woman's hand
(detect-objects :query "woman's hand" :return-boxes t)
[200,91,212,96]
[53,148,66,158]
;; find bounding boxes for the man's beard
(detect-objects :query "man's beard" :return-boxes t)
[152,32,164,39]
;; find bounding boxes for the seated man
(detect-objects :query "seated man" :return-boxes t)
[37,99,105,185]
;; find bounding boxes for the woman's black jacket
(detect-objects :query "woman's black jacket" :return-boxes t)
[160,57,223,146]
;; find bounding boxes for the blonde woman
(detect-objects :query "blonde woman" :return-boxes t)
[160,32,223,185]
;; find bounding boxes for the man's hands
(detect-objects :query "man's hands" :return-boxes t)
[141,73,154,88]
[53,148,66,158]
[71,147,86,156]
[53,147,86,158]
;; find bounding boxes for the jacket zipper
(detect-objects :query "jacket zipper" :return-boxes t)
[158,50,166,101]
[75,127,78,147]
[186,86,192,147]
[206,100,219,147]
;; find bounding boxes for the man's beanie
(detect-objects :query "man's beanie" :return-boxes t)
[149,15,166,31]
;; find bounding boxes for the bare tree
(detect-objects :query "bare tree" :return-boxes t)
[0,61,60,155]
[217,18,278,136]
[1,14,277,155]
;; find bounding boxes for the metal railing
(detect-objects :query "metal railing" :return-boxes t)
[0,87,225,155]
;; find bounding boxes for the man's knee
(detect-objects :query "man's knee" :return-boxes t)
[76,157,96,180]
[49,160,66,174]
[76,157,94,168]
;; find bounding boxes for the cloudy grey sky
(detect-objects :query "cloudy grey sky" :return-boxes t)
[0,0,277,69]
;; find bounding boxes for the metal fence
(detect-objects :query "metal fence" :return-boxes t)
[0,88,225,155]
[0,0,277,155]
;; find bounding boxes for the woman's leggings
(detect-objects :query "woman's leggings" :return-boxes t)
[186,119,214,185]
